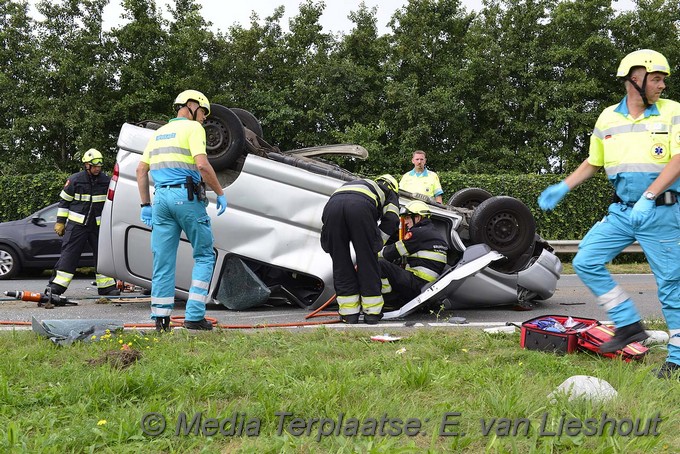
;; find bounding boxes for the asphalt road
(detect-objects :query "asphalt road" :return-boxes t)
[0,274,664,331]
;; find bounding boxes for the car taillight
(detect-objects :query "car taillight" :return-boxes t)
[107,162,119,201]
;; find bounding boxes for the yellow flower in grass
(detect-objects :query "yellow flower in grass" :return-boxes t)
[97,420,107,426]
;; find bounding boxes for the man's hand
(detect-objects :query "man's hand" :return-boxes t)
[141,205,153,227]
[54,222,65,237]
[629,195,655,228]
[216,195,227,216]
[538,181,570,211]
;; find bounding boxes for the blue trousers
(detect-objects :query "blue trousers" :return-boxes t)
[150,187,215,322]
[573,202,680,364]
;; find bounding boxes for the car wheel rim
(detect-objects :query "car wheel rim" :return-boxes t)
[485,212,519,247]
[0,250,13,275]
[204,119,229,157]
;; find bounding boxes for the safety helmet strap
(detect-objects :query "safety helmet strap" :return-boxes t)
[625,72,651,108]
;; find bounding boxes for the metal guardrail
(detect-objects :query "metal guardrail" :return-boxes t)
[548,240,643,254]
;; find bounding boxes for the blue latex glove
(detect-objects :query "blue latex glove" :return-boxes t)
[629,195,655,228]
[216,194,227,216]
[141,205,152,227]
[538,181,570,211]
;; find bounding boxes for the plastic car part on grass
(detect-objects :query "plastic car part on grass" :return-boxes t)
[382,244,504,320]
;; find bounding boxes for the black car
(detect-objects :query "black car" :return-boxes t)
[0,204,94,279]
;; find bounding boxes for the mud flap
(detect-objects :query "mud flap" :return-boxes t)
[382,244,504,320]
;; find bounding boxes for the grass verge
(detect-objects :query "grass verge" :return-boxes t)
[0,327,677,453]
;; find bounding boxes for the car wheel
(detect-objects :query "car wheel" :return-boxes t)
[203,103,246,171]
[447,187,493,210]
[231,107,264,138]
[0,245,20,280]
[469,196,536,263]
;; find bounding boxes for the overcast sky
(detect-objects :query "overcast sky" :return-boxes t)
[27,0,635,35]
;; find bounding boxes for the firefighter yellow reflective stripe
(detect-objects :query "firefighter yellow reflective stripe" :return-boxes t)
[406,265,439,282]
[411,250,448,263]
[383,202,399,217]
[335,185,378,205]
[380,230,391,244]
[67,211,86,223]
[95,216,101,226]
[381,278,392,294]
[60,190,74,201]
[337,294,360,315]
[361,295,384,315]
[396,241,408,256]
[596,285,630,310]
[92,194,106,202]
[57,208,69,218]
[53,270,74,287]
[96,274,116,289]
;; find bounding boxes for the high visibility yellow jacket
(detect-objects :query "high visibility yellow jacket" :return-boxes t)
[399,169,443,199]
[588,97,680,204]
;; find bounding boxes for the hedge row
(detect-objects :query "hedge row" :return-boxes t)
[436,171,611,240]
[0,171,612,241]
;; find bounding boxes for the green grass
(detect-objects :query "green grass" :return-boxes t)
[560,262,652,275]
[0,327,677,453]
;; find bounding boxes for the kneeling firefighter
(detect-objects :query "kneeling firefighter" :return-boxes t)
[47,149,120,297]
[379,200,449,308]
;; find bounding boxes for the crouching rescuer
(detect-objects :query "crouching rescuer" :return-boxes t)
[379,201,449,309]
[136,89,227,332]
[320,175,400,324]
[46,149,120,297]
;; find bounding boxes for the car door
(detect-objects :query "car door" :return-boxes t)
[25,205,64,263]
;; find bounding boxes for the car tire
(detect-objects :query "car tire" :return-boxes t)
[0,245,20,280]
[469,196,536,263]
[231,107,264,138]
[203,103,246,171]
[447,187,493,210]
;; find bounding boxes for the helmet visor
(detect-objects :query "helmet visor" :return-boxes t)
[89,159,103,166]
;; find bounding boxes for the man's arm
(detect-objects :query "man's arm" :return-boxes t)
[645,154,680,195]
[136,161,151,204]
[564,159,601,190]
[194,154,224,196]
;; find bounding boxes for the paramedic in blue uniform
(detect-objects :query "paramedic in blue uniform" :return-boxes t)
[320,175,400,324]
[47,149,120,297]
[538,49,680,379]
[379,200,449,308]
[136,89,227,332]
[399,150,444,203]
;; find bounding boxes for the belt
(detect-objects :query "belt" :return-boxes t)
[158,183,187,189]
[614,191,678,207]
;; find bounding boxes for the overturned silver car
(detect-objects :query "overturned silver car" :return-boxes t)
[98,105,561,313]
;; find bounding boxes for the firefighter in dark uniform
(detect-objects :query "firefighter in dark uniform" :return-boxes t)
[46,149,120,296]
[321,174,400,324]
[379,201,449,308]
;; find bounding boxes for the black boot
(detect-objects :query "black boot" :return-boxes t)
[155,316,171,332]
[654,361,680,379]
[98,285,121,296]
[599,321,648,353]
[184,318,213,331]
[363,313,383,325]
[340,314,359,324]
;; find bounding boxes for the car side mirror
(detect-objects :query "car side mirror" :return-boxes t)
[32,216,47,227]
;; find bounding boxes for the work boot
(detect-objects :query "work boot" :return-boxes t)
[155,316,171,333]
[98,286,121,296]
[184,318,213,331]
[654,361,680,379]
[340,314,359,324]
[363,313,383,325]
[599,321,649,353]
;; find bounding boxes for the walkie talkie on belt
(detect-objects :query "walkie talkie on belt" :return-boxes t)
[186,176,195,201]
